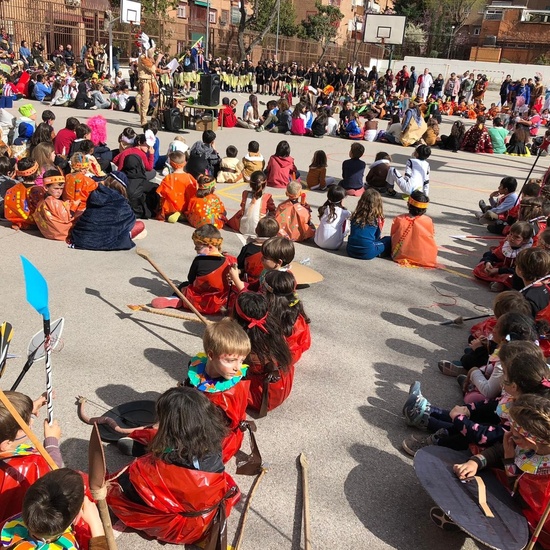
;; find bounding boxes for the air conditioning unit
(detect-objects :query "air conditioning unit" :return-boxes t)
[65,0,82,8]
[352,0,364,6]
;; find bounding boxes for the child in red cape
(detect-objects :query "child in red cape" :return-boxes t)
[184,319,251,463]
[264,270,311,364]
[107,386,240,545]
[151,224,236,314]
[453,393,550,549]
[0,391,62,524]
[232,291,293,415]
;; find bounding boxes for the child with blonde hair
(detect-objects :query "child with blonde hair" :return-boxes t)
[306,150,335,191]
[275,180,315,242]
[347,188,390,259]
[227,170,275,237]
[186,175,226,229]
[156,150,196,222]
[216,145,245,183]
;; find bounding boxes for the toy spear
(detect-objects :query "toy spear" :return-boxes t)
[20,257,54,424]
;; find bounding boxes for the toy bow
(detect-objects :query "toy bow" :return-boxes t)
[76,396,142,434]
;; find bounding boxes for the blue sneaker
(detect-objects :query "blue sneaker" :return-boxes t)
[403,391,431,428]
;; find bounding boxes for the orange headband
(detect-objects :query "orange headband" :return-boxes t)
[16,161,38,177]
[235,297,268,333]
[169,160,185,169]
[43,175,65,186]
[408,197,429,209]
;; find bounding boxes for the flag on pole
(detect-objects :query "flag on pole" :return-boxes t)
[191,36,204,52]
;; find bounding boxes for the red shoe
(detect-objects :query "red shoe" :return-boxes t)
[151,296,183,309]
[130,221,147,240]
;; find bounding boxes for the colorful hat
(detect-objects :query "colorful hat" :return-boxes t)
[18,104,36,118]
[91,73,99,80]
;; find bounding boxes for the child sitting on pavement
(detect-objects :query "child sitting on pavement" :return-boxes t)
[151,224,236,314]
[386,144,431,198]
[186,174,226,230]
[476,176,519,225]
[216,145,244,184]
[242,140,265,182]
[237,217,280,286]
[155,150,196,223]
[0,391,62,524]
[1,468,106,549]
[275,181,315,242]
[183,318,251,462]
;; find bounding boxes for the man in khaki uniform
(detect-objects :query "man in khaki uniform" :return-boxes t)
[138,51,156,126]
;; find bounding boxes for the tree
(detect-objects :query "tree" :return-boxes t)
[251,0,297,37]
[393,0,426,26]
[298,1,344,63]
[404,22,427,56]
[237,0,282,61]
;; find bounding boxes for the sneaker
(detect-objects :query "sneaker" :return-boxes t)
[490,282,505,292]
[255,126,264,132]
[437,360,467,377]
[408,380,421,399]
[90,105,98,110]
[386,188,397,197]
[402,428,448,457]
[430,507,460,532]
[130,220,146,239]
[474,211,483,219]
[479,199,488,213]
[402,391,431,428]
[457,374,467,389]
[151,296,183,309]
[117,437,147,457]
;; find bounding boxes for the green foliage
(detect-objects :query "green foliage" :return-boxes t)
[299,1,344,45]
[393,0,426,25]
[251,0,297,36]
[140,0,178,15]
[533,53,550,65]
[404,22,427,55]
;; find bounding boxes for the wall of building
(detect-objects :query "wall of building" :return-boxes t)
[401,55,550,83]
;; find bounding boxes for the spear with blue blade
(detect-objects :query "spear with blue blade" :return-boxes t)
[20,256,53,425]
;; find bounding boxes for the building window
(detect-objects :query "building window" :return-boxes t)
[209,9,217,23]
[177,4,187,18]
[230,6,240,25]
[473,27,481,35]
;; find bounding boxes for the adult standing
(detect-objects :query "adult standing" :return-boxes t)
[531,76,544,109]
[406,66,417,97]
[500,74,512,107]
[460,73,475,103]
[417,68,433,101]
[396,65,409,94]
[444,72,460,102]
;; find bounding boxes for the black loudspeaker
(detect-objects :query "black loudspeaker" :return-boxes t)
[200,74,220,106]
[163,108,183,131]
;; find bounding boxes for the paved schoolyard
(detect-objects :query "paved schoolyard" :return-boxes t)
[1,90,545,549]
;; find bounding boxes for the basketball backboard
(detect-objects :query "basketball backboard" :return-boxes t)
[121,0,142,24]
[363,14,406,45]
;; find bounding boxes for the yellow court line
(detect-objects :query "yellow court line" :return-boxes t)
[437,265,476,280]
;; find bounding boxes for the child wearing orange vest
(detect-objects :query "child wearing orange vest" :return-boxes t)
[62,152,98,212]
[186,175,226,230]
[156,150,197,222]
[4,158,41,229]
[274,181,315,242]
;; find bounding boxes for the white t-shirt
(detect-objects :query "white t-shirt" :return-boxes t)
[327,117,338,136]
[314,206,351,250]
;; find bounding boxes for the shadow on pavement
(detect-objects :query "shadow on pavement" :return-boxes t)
[344,443,468,550]
[143,347,190,382]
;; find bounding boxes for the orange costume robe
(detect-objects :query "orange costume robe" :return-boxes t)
[390,214,438,268]
[33,196,76,240]
[156,172,197,220]
[186,193,226,229]
[275,199,315,242]
[3,183,37,228]
[63,172,98,212]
